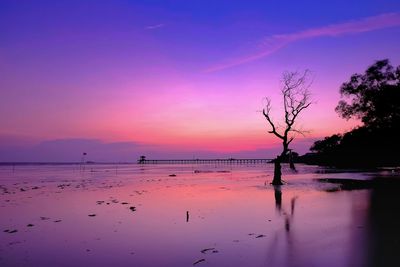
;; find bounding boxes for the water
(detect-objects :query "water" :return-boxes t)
[0,163,399,267]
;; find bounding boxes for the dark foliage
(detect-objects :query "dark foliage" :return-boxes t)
[303,60,400,167]
[310,134,342,154]
[335,59,400,128]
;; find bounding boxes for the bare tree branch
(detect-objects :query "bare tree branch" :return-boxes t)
[262,98,284,140]
[262,70,313,158]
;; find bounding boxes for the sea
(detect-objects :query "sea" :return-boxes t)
[0,163,399,267]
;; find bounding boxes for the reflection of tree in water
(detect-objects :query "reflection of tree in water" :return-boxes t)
[273,186,297,232]
[274,186,282,213]
[266,186,299,267]
[317,177,400,267]
[367,179,400,267]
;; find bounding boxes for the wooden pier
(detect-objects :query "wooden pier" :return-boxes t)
[137,158,272,164]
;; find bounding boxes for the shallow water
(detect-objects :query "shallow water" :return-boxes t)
[0,163,399,267]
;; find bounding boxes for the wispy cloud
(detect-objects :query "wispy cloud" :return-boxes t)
[205,13,400,72]
[145,23,165,30]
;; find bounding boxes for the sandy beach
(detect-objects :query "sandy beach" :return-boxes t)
[1,163,398,267]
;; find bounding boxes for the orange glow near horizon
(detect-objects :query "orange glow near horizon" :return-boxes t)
[0,1,396,161]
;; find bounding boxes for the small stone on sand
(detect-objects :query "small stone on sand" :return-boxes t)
[200,248,215,254]
[193,259,205,265]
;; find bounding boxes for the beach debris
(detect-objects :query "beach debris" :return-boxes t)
[7,229,18,234]
[194,170,213,173]
[186,211,189,222]
[121,202,129,205]
[96,201,105,205]
[194,170,230,174]
[88,214,96,217]
[200,248,215,254]
[8,241,22,246]
[193,259,205,265]
[54,220,62,223]
[256,234,265,238]
[169,174,177,177]
[0,185,9,194]
[129,206,136,212]
[40,217,50,220]
[27,224,34,227]
[57,184,71,189]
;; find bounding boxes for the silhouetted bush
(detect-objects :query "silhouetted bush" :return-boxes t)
[302,59,400,167]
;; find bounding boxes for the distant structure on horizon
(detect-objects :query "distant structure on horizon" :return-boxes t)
[137,156,272,164]
[138,156,146,164]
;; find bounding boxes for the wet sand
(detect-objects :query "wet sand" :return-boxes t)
[0,163,399,267]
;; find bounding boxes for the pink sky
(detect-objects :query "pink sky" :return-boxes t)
[1,1,399,161]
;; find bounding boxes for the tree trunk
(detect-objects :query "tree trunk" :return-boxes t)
[272,157,283,185]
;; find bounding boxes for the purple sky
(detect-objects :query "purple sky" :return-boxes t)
[1,1,400,161]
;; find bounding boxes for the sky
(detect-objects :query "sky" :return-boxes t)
[1,0,400,162]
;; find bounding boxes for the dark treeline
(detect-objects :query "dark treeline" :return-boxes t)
[300,59,400,168]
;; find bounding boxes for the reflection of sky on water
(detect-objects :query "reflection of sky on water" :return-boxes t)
[0,164,398,266]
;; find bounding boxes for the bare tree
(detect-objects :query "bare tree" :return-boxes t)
[263,70,312,185]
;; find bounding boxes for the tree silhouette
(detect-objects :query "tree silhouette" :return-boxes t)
[306,59,400,167]
[310,134,342,154]
[263,71,312,185]
[335,59,400,128]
